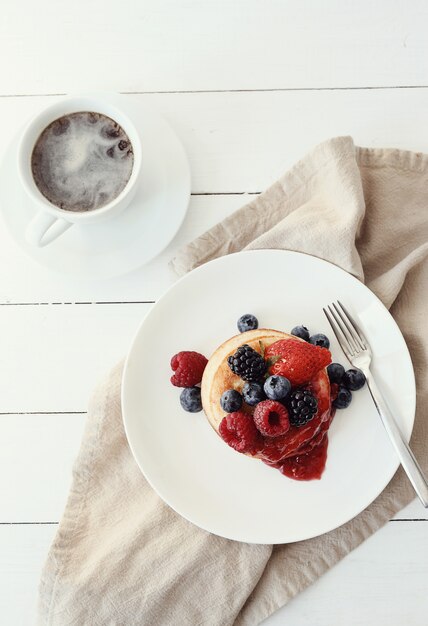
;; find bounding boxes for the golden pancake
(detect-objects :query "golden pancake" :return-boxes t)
[202,328,300,432]
[201,328,331,462]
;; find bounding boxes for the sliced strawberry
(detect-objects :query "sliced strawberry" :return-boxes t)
[265,338,331,386]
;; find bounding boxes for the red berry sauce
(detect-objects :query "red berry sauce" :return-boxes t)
[277,434,329,480]
[260,372,337,481]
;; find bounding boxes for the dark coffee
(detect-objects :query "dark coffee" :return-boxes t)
[31,111,134,212]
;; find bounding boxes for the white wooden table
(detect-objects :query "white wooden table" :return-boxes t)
[1,2,428,624]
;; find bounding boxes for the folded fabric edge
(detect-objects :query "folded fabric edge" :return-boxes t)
[170,136,356,277]
[356,145,428,173]
[37,362,124,625]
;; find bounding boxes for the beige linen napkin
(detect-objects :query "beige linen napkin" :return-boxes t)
[39,136,428,625]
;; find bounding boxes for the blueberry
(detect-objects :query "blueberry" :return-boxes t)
[180,387,202,412]
[220,389,243,413]
[242,382,265,406]
[291,325,310,341]
[118,140,129,150]
[237,314,258,333]
[309,333,330,349]
[343,369,366,391]
[333,386,352,409]
[106,146,115,158]
[264,375,291,401]
[327,363,345,384]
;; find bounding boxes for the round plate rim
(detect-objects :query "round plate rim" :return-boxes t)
[122,249,416,543]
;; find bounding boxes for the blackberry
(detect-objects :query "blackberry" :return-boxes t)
[287,388,318,427]
[227,344,267,382]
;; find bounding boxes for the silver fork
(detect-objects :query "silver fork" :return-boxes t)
[324,300,428,508]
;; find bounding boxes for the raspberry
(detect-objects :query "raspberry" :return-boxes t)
[170,351,208,387]
[265,339,331,386]
[219,412,259,453]
[253,400,290,437]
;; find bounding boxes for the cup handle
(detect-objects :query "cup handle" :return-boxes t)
[25,210,73,247]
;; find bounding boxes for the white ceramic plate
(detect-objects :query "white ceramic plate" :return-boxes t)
[0,94,190,279]
[122,250,415,544]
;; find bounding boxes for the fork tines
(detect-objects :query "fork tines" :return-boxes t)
[323,301,368,358]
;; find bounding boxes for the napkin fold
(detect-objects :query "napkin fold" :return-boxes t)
[39,136,428,625]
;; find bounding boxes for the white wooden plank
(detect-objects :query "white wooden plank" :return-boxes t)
[0,303,151,413]
[0,524,57,626]
[3,413,426,523]
[0,3,425,623]
[4,89,428,196]
[0,414,86,523]
[1,521,427,626]
[2,1,428,95]
[2,88,428,302]
[263,521,428,626]
[131,88,428,193]
[392,498,428,520]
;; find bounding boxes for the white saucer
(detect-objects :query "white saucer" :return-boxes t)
[0,94,190,279]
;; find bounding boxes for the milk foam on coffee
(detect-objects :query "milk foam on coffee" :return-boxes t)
[31,111,134,212]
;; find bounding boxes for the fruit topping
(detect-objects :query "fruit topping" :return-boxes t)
[327,362,345,384]
[342,368,366,391]
[253,400,290,437]
[227,344,267,382]
[242,381,266,406]
[309,333,330,349]
[179,387,203,412]
[333,386,352,409]
[287,388,318,427]
[264,375,291,401]
[237,314,258,333]
[219,412,260,453]
[170,351,208,387]
[290,325,310,341]
[265,339,331,386]
[277,435,329,480]
[220,389,243,413]
[330,382,339,402]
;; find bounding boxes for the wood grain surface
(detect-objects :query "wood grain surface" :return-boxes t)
[1,1,427,624]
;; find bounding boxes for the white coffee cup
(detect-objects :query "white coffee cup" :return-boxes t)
[18,96,142,247]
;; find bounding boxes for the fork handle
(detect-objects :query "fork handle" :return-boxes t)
[364,370,428,508]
